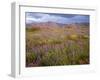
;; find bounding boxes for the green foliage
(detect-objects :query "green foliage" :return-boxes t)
[40,49,70,66]
[49,39,62,44]
[75,52,89,64]
[26,37,34,52]
[81,35,89,39]
[26,27,40,32]
[73,40,89,64]
[68,34,78,41]
[26,52,37,65]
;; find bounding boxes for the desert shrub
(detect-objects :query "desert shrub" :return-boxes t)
[73,40,89,64]
[26,35,45,48]
[68,34,78,41]
[66,42,82,64]
[51,39,62,44]
[63,41,89,65]
[26,27,40,32]
[26,52,37,65]
[40,40,89,66]
[75,52,89,64]
[26,37,34,52]
[81,35,89,39]
[26,38,89,66]
[40,49,71,66]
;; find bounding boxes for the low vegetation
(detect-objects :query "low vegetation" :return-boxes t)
[26,24,89,67]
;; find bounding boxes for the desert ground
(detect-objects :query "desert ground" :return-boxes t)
[26,22,89,67]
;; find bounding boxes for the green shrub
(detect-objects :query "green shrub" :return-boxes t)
[39,40,89,66]
[40,49,71,66]
[26,27,40,32]
[75,52,89,64]
[26,52,37,65]
[68,34,78,41]
[74,41,89,64]
[26,38,33,52]
[81,35,89,39]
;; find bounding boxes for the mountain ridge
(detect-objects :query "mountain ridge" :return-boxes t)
[26,22,89,28]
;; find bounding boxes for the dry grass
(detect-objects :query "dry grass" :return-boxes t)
[26,24,89,67]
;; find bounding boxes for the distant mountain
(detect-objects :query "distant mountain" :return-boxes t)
[26,22,63,28]
[26,22,89,28]
[75,22,89,26]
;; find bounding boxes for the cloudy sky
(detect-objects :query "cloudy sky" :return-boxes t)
[26,12,89,24]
